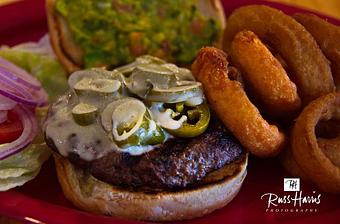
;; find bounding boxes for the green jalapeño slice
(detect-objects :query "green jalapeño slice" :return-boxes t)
[111,99,146,141]
[101,98,165,148]
[148,81,204,105]
[72,103,98,126]
[126,63,177,98]
[168,103,210,138]
[74,77,121,95]
[151,103,210,138]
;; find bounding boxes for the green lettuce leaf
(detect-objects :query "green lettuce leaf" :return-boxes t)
[0,141,51,191]
[0,169,40,191]
[0,142,51,170]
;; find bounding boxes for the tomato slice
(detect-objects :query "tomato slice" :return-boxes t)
[0,110,23,144]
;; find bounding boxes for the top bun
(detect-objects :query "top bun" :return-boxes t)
[46,0,226,73]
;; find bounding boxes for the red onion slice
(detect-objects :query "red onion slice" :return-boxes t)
[0,94,17,110]
[0,110,7,123]
[0,72,48,107]
[0,105,38,160]
[0,57,41,90]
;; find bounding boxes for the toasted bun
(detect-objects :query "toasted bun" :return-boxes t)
[54,153,247,221]
[46,0,226,74]
[46,0,81,73]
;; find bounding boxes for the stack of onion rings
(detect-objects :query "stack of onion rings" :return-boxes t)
[191,5,339,192]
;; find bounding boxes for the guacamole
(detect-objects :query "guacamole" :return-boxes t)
[55,0,221,68]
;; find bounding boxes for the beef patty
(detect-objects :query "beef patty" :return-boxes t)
[46,117,244,190]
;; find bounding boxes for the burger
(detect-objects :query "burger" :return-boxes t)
[46,0,226,73]
[43,56,248,221]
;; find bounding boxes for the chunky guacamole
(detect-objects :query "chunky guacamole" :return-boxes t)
[55,0,221,68]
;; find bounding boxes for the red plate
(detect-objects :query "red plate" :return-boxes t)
[0,0,339,223]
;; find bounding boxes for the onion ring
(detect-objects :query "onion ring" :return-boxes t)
[230,31,301,118]
[291,92,340,193]
[192,47,285,157]
[0,105,38,160]
[0,71,48,107]
[294,13,340,90]
[0,94,16,111]
[223,5,335,105]
[0,57,41,90]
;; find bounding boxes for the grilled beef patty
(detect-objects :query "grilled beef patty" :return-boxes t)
[46,117,244,190]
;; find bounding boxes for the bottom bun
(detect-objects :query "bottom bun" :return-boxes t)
[54,153,248,221]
